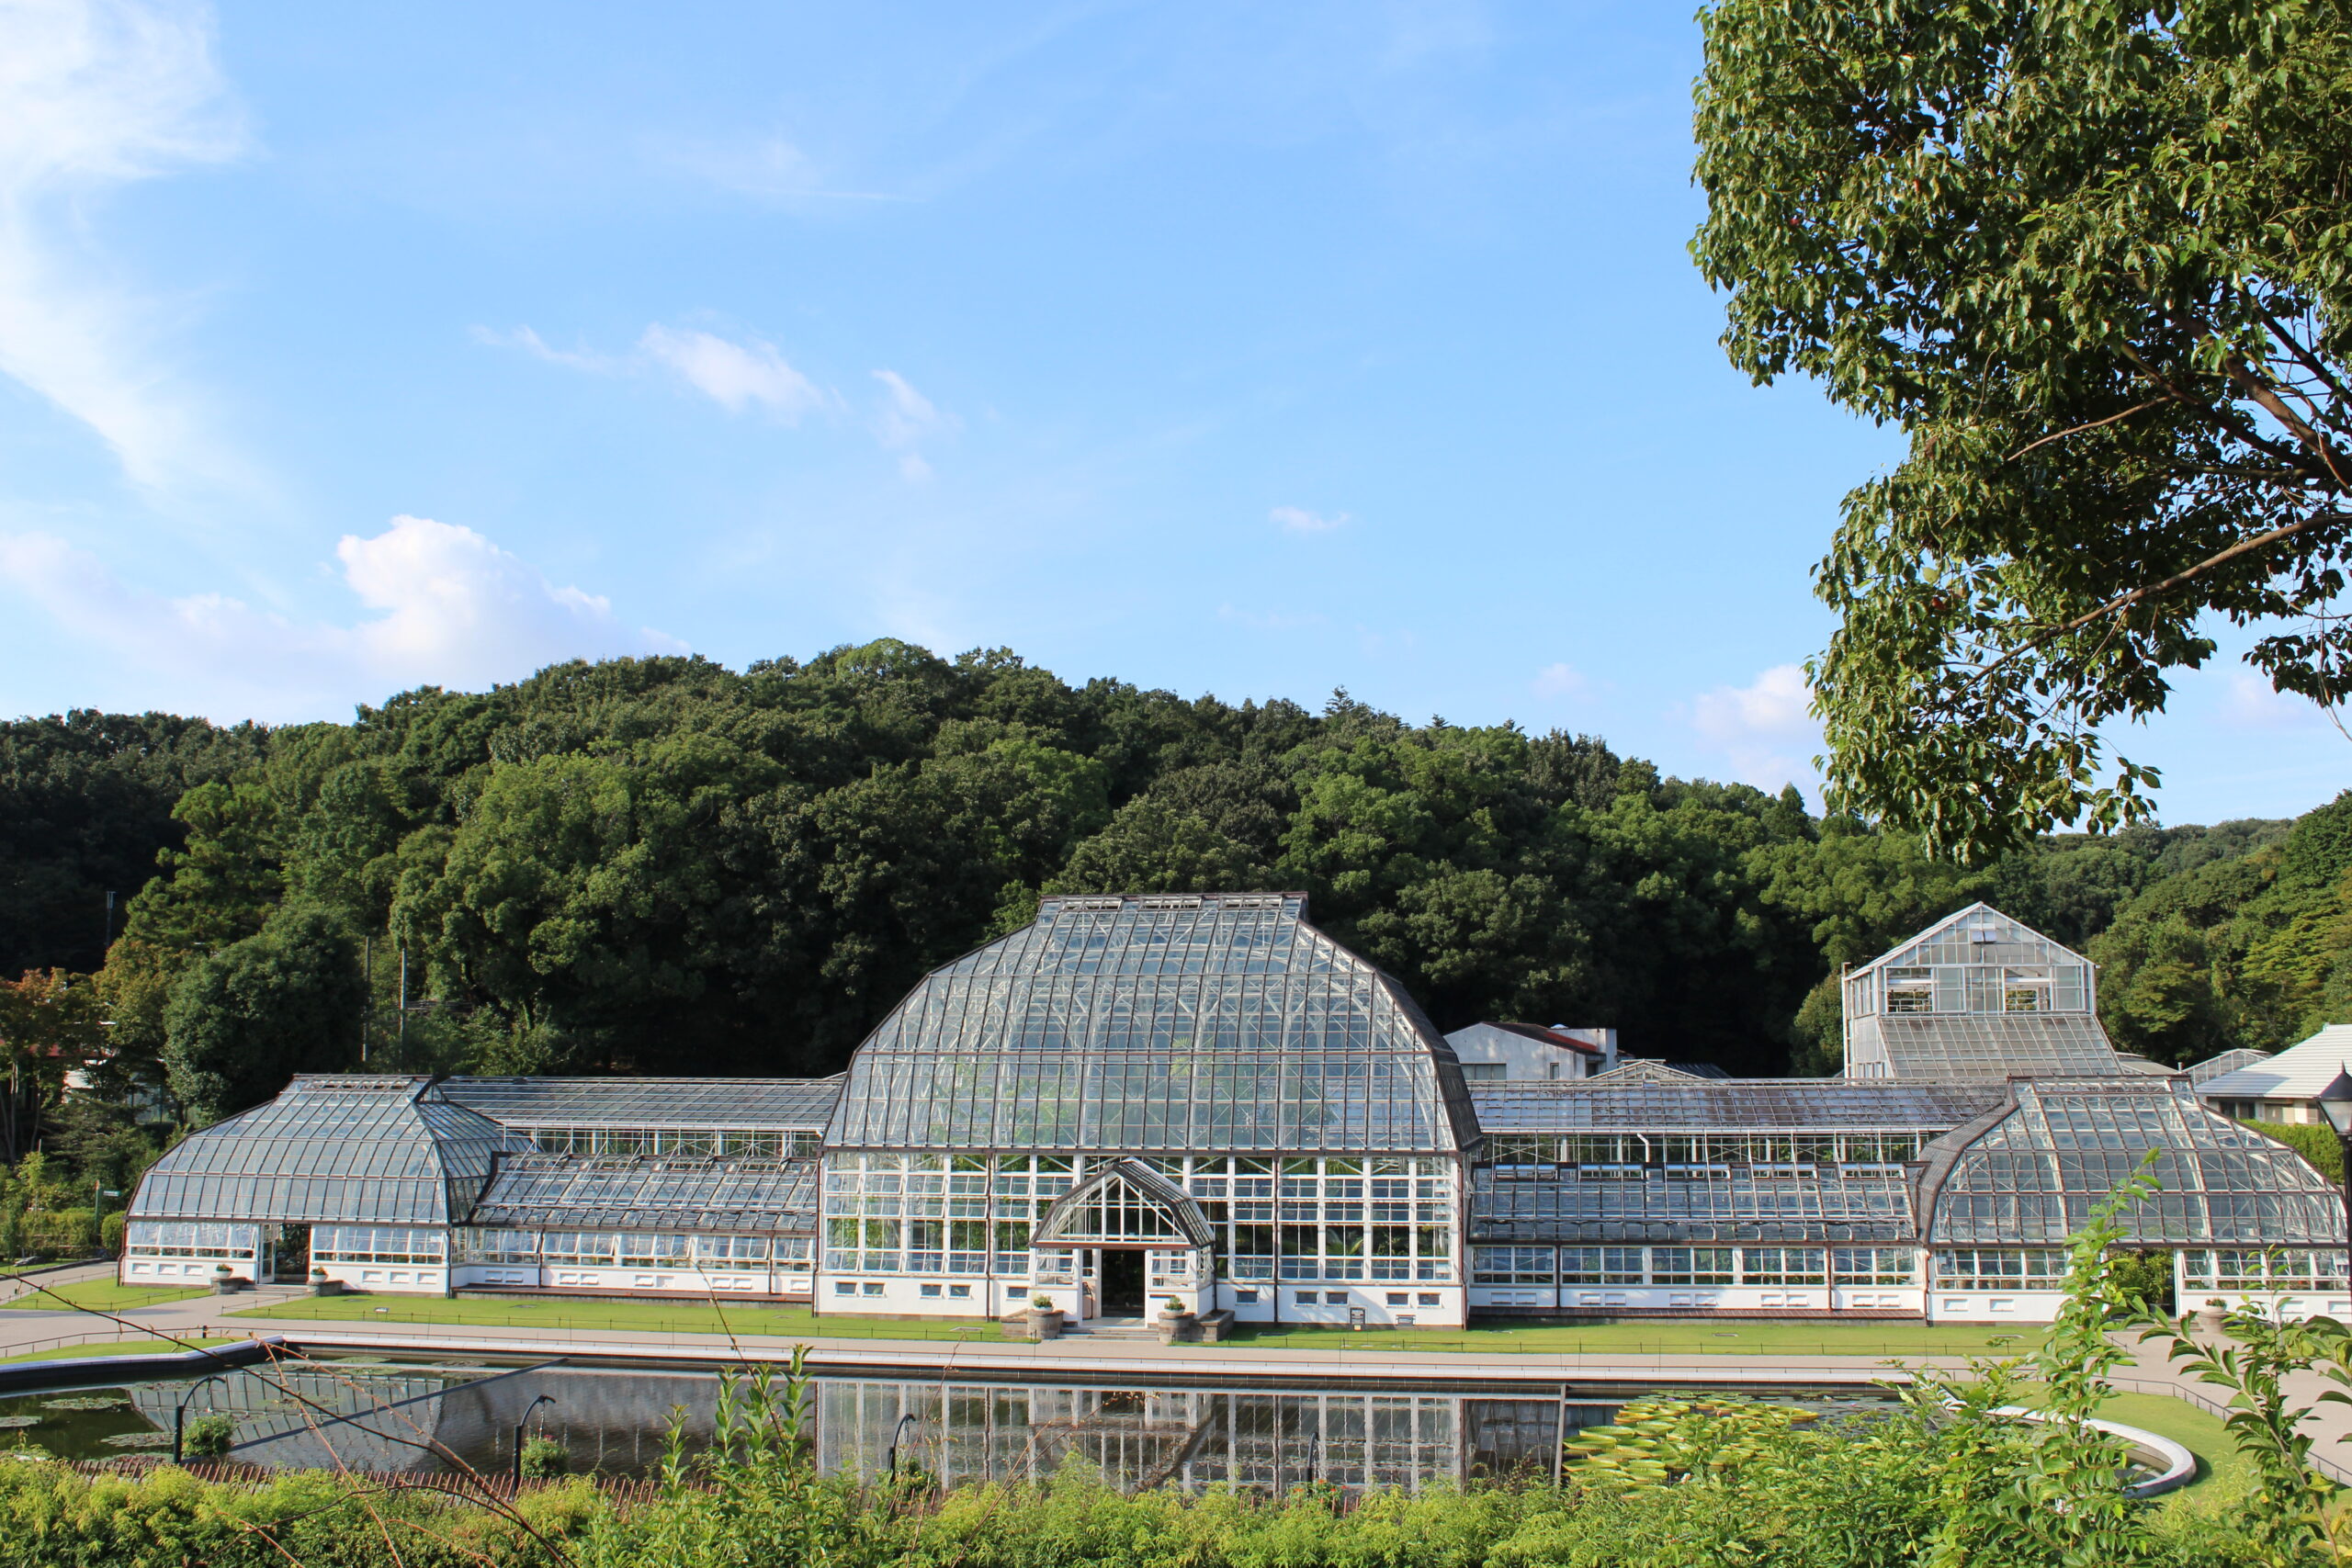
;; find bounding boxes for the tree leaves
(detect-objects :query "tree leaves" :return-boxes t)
[1695,0,2352,858]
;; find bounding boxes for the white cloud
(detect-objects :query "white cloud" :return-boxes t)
[2221,671,2335,731]
[0,0,251,488]
[871,368,956,481]
[0,515,684,716]
[1531,661,1588,700]
[469,323,617,374]
[639,323,825,419]
[1690,662,1820,795]
[1271,505,1349,534]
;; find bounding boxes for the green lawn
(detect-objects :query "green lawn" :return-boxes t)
[1,1279,210,1313]
[0,1336,239,1365]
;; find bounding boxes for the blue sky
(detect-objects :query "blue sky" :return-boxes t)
[0,0,2342,826]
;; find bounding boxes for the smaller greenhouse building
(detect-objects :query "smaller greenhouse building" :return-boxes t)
[125,896,2349,1325]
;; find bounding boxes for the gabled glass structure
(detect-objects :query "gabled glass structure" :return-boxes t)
[827,894,1476,1154]
[1842,904,2125,1079]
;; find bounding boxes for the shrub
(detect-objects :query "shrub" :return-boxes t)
[519,1435,569,1480]
[181,1412,235,1460]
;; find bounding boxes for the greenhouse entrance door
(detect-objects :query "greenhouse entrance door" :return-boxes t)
[1099,1249,1146,1315]
[264,1225,310,1283]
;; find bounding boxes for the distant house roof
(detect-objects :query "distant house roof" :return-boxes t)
[1471,1022,1604,1056]
[2194,1026,2352,1100]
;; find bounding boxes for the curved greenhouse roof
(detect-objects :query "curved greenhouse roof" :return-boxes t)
[1919,1077,2346,1247]
[827,892,1476,1153]
[130,1076,524,1226]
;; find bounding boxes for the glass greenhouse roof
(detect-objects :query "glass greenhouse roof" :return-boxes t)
[827,893,1476,1153]
[469,1155,820,1233]
[1470,1167,1917,1244]
[1849,1015,2125,1080]
[131,1076,524,1225]
[1921,1078,2346,1247]
[440,1077,843,1129]
[1468,1080,2005,1132]
[1856,903,2088,976]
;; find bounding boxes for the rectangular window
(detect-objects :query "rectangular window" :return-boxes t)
[1832,1247,1916,1285]
[1739,1248,1826,1285]
[1560,1247,1643,1285]
[1473,1247,1555,1285]
[1648,1247,1734,1285]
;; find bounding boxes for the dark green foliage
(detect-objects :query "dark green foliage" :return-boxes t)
[162,908,366,1122]
[0,712,265,977]
[2090,794,2352,1062]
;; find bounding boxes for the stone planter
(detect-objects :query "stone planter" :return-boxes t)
[1026,1308,1065,1341]
[1153,1311,1196,1346]
[212,1277,250,1295]
[2195,1301,2229,1333]
[311,1278,345,1297]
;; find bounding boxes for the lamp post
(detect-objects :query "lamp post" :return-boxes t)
[512,1394,556,1488]
[884,1412,920,1475]
[2313,1071,2352,1298]
[173,1372,231,1464]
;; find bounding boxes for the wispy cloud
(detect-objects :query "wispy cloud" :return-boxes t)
[639,324,826,418]
[481,320,831,422]
[0,0,252,489]
[1690,662,1820,796]
[1531,661,1589,701]
[1271,504,1349,534]
[0,515,684,716]
[649,131,906,206]
[469,323,618,374]
[871,368,956,481]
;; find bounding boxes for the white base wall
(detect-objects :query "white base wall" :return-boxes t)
[447,1264,813,1298]
[121,1258,254,1285]
[1925,1290,2067,1323]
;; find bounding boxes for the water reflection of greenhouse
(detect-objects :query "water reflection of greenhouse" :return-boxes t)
[123,1363,1605,1487]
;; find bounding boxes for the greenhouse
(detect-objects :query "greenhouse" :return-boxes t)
[123,896,2349,1325]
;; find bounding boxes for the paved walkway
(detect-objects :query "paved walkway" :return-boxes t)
[7,1288,2349,1480]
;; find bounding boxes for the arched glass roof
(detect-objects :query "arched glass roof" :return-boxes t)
[130,1076,523,1226]
[827,893,1475,1153]
[1920,1078,2346,1247]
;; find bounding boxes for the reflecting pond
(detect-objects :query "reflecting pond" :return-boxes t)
[0,1362,1893,1490]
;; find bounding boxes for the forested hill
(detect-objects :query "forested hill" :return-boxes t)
[2,642,2344,1122]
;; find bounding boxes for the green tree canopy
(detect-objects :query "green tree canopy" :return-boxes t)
[162,909,365,1122]
[1694,0,2352,860]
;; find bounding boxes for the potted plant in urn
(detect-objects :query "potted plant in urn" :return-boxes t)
[1026,1292,1065,1341]
[211,1264,236,1295]
[311,1268,344,1297]
[1153,1294,1196,1344]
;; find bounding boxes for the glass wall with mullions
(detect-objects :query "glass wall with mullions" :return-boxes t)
[1481,1132,1932,1168]
[1472,1245,1916,1288]
[518,1126,823,1158]
[453,1229,814,1271]
[819,1151,1456,1284]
